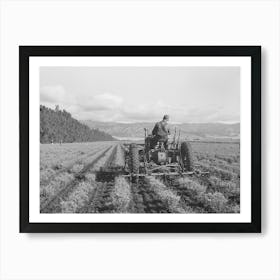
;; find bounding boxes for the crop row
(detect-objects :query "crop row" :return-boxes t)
[60,174,97,213]
[40,142,113,169]
[196,157,240,175]
[169,177,239,213]
[60,176,131,213]
[40,144,114,187]
[40,144,116,212]
[59,146,120,213]
[50,173,239,214]
[111,144,125,167]
[40,140,240,214]
[145,177,185,213]
[89,145,117,172]
[196,161,239,181]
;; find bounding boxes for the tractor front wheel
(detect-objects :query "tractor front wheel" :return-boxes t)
[180,141,194,171]
[129,144,139,174]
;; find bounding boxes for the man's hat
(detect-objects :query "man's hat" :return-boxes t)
[163,115,170,120]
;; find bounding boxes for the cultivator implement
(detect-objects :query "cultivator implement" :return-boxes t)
[95,163,209,183]
[96,171,209,183]
[95,128,210,183]
[95,166,126,182]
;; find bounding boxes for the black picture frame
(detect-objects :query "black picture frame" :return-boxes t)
[20,46,261,233]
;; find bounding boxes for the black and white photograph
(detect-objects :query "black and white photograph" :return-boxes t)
[39,66,241,215]
[20,46,261,232]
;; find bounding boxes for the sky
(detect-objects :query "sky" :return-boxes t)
[40,66,240,123]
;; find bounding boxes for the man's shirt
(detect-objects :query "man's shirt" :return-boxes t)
[152,121,170,138]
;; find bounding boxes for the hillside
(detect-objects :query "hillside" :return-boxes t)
[40,105,115,143]
[82,120,240,141]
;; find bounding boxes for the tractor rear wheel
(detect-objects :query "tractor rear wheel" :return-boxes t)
[180,141,194,171]
[129,144,139,174]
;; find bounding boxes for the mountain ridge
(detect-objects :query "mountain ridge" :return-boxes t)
[82,120,240,140]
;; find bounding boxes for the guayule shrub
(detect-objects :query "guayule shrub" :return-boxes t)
[177,177,207,195]
[85,173,96,184]
[40,167,56,183]
[147,176,185,213]
[70,164,84,174]
[61,181,95,213]
[113,145,125,166]
[198,192,228,213]
[212,167,235,181]
[177,177,230,213]
[197,160,238,181]
[91,146,115,171]
[40,172,74,200]
[209,176,240,199]
[112,177,131,213]
[231,204,240,213]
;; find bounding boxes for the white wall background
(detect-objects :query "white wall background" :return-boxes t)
[0,0,279,279]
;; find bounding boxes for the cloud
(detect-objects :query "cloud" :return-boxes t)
[40,85,67,103]
[174,107,239,123]
[40,87,239,123]
[77,98,237,123]
[77,93,123,112]
[117,102,239,123]
[40,86,123,114]
[40,66,239,123]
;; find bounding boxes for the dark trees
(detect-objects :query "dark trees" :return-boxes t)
[40,105,115,143]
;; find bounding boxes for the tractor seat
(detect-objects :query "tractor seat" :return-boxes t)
[152,136,167,149]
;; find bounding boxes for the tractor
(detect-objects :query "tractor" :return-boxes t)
[126,128,194,179]
[96,128,208,182]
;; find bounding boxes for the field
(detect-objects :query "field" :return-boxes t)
[40,141,240,214]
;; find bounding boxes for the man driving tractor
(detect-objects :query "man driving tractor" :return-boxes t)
[152,115,170,149]
[95,114,196,182]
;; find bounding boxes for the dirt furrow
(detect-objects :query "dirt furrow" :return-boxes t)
[82,182,115,213]
[129,179,170,213]
[78,145,118,213]
[129,180,145,213]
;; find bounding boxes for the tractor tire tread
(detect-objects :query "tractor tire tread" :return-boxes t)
[181,141,194,172]
[129,144,140,174]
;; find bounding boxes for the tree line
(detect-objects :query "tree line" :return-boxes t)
[40,105,115,143]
